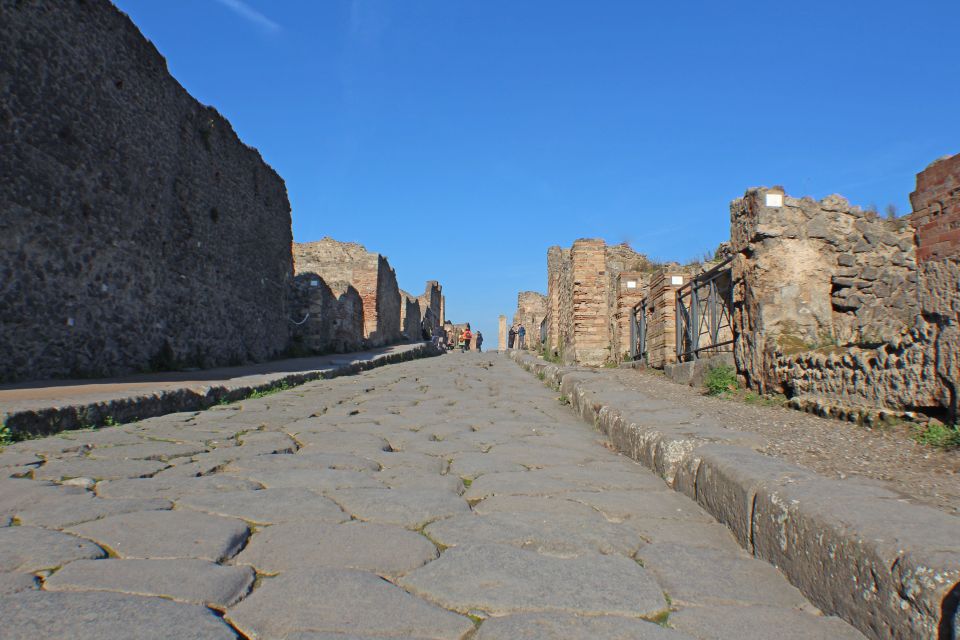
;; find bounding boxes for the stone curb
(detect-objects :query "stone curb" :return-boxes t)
[4,343,443,440]
[508,351,960,640]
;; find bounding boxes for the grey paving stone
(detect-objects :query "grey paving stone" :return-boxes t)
[237,431,299,452]
[625,519,742,552]
[68,510,248,562]
[224,452,380,473]
[564,490,712,522]
[398,544,668,617]
[328,487,470,529]
[225,567,474,639]
[462,472,591,501]
[45,558,255,608]
[225,468,383,492]
[289,430,392,454]
[0,452,42,468]
[0,572,39,595]
[378,468,464,493]
[471,495,611,519]
[424,511,643,557]
[448,452,527,479]
[34,457,168,482]
[177,488,348,525]
[14,494,171,529]
[0,526,105,572]
[483,442,605,468]
[669,604,867,639]
[84,442,208,461]
[475,612,696,639]
[2,437,83,456]
[346,449,446,472]
[234,520,438,575]
[0,477,90,516]
[96,475,262,500]
[636,543,810,608]
[0,590,237,639]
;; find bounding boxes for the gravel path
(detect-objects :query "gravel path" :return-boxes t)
[609,368,960,516]
[0,353,865,639]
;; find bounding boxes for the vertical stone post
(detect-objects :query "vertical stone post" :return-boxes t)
[498,316,507,352]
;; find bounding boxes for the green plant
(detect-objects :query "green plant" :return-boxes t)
[246,381,292,400]
[704,364,738,396]
[558,395,570,405]
[0,422,14,447]
[103,416,119,427]
[912,422,960,450]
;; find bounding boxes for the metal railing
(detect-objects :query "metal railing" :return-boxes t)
[629,300,647,362]
[676,256,734,361]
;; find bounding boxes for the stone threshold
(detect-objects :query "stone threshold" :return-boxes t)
[509,350,959,640]
[2,343,442,440]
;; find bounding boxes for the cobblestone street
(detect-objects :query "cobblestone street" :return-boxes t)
[0,353,866,639]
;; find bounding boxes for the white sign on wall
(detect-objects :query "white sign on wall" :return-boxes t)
[671,276,684,285]
[626,281,637,289]
[765,193,784,207]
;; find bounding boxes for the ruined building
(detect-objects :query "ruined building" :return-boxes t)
[512,292,547,350]
[293,239,402,348]
[524,152,960,423]
[0,0,293,381]
[543,240,652,365]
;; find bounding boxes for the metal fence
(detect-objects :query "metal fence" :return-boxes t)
[629,300,647,362]
[676,256,734,361]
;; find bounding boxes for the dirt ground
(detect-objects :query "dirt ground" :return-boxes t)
[609,369,960,517]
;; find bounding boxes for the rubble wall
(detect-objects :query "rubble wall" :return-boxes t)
[418,281,443,337]
[0,0,294,381]
[289,275,364,354]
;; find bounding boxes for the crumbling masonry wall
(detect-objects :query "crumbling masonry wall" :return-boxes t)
[418,281,443,338]
[0,0,293,382]
[612,273,644,361]
[513,291,547,351]
[731,180,959,421]
[293,238,402,348]
[400,291,422,341]
[643,269,687,368]
[289,275,364,353]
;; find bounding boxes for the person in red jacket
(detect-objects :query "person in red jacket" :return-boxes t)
[461,327,472,352]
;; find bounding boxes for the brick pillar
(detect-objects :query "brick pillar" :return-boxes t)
[571,239,609,365]
[498,315,507,352]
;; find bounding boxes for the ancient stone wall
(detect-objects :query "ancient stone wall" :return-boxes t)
[400,291,422,341]
[546,246,572,355]
[513,291,547,351]
[643,269,686,368]
[0,0,294,382]
[288,275,364,354]
[418,281,443,338]
[730,188,918,395]
[570,239,609,365]
[293,239,402,348]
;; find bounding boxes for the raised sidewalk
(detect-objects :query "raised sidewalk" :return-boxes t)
[509,350,959,640]
[1,343,441,440]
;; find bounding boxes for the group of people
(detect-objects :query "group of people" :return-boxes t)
[456,324,483,353]
[508,324,526,349]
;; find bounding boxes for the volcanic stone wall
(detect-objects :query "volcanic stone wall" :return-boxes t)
[0,0,293,382]
[418,281,443,338]
[293,239,402,348]
[288,275,364,354]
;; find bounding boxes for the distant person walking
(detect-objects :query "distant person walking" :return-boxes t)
[508,325,516,349]
[461,327,473,353]
[518,325,526,349]
[476,331,483,352]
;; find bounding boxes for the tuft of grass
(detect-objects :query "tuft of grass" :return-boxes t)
[703,364,738,396]
[103,416,120,427]
[558,395,570,405]
[246,381,292,400]
[912,422,960,450]
[461,477,473,488]
[0,422,14,447]
[536,371,546,381]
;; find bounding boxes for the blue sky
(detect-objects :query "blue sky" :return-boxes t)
[114,0,960,342]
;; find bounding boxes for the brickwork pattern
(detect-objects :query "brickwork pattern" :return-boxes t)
[612,273,645,362]
[644,270,686,368]
[909,154,960,262]
[0,0,293,382]
[570,239,609,365]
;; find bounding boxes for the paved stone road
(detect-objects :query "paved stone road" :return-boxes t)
[0,353,868,639]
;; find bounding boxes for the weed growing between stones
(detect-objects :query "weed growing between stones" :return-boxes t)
[246,381,292,400]
[912,422,960,450]
[558,395,570,405]
[0,422,13,446]
[703,364,738,396]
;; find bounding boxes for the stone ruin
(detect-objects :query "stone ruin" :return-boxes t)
[522,152,960,423]
[291,239,445,354]
[511,291,547,349]
[542,240,652,365]
[0,0,445,382]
